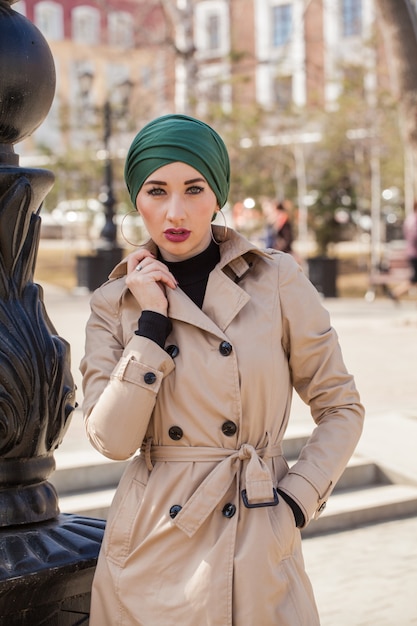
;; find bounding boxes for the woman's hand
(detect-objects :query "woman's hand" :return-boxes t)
[125,250,177,316]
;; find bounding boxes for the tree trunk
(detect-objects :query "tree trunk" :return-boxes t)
[375,0,417,194]
[161,0,197,115]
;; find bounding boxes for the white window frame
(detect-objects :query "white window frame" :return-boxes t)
[72,5,100,46]
[34,1,63,41]
[271,2,292,48]
[108,11,134,48]
[194,1,230,59]
[340,0,362,38]
[255,0,305,108]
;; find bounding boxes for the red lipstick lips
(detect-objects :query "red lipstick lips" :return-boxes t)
[164,229,191,243]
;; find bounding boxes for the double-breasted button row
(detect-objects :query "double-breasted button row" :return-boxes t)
[167,341,231,357]
[168,422,237,440]
[169,503,235,519]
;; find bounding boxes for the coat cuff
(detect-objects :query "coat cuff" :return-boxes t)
[112,334,175,391]
[278,460,333,526]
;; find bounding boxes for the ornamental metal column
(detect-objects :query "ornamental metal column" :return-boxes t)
[0,2,104,623]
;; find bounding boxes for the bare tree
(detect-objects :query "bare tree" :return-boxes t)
[160,0,197,115]
[375,0,417,201]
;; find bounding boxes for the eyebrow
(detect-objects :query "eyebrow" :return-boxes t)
[185,177,206,184]
[143,177,206,186]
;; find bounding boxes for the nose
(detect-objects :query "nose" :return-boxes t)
[166,194,185,223]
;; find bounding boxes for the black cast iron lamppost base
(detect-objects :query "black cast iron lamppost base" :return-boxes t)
[0,1,104,621]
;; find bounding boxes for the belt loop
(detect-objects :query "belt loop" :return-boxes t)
[144,437,154,471]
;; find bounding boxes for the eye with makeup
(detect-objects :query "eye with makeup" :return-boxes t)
[186,185,204,195]
[147,186,165,196]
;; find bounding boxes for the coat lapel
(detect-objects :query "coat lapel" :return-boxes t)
[167,265,250,336]
[110,228,265,336]
[202,266,250,331]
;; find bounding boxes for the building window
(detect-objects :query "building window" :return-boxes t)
[72,6,100,45]
[207,13,220,50]
[108,11,134,48]
[272,4,292,48]
[341,0,362,37]
[194,1,230,58]
[34,1,63,40]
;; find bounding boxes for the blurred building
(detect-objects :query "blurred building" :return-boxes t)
[16,0,385,161]
[16,0,175,159]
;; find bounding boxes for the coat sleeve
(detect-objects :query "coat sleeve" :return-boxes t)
[276,255,365,526]
[80,285,175,460]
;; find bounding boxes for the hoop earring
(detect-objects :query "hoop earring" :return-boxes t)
[210,228,220,245]
[211,209,228,245]
[121,210,142,247]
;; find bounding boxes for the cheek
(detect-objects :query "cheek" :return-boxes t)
[135,203,154,231]
[136,195,153,221]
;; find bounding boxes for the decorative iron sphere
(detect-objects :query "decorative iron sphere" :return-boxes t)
[0,0,56,144]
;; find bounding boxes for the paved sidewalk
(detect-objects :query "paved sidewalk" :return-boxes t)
[42,285,417,626]
[304,515,417,626]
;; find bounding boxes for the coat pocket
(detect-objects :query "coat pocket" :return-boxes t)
[268,456,299,559]
[103,456,148,567]
[268,493,299,560]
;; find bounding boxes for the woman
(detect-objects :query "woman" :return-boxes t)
[263,199,294,253]
[80,114,364,625]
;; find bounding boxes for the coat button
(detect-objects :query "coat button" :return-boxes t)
[144,372,157,384]
[222,420,237,436]
[168,426,183,440]
[166,344,180,358]
[317,501,327,514]
[169,504,182,519]
[222,503,236,518]
[219,341,232,356]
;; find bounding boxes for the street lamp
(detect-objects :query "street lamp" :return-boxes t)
[99,100,118,247]
[98,79,133,247]
[76,73,133,290]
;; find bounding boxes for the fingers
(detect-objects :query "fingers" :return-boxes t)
[128,258,177,291]
[125,254,178,316]
[140,268,178,291]
[126,249,155,274]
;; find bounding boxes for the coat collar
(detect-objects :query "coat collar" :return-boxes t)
[108,227,271,336]
[165,264,249,336]
[109,226,269,280]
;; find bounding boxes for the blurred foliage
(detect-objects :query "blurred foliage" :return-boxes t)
[302,64,404,255]
[34,52,405,257]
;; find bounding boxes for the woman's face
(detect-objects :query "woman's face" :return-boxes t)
[136,161,218,262]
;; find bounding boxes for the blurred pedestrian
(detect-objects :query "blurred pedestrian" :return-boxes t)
[393,201,417,299]
[80,113,364,626]
[263,198,294,253]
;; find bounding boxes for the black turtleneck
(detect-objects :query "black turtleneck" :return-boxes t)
[162,239,220,309]
[135,240,220,347]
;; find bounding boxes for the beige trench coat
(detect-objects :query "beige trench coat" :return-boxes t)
[80,227,364,626]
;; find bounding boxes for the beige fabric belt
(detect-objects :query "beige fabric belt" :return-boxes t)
[143,439,283,538]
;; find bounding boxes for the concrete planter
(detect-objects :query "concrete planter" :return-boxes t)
[307,256,338,298]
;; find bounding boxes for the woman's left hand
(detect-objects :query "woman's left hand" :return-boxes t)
[125,249,177,316]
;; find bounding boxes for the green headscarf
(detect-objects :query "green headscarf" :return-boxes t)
[124,114,230,208]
